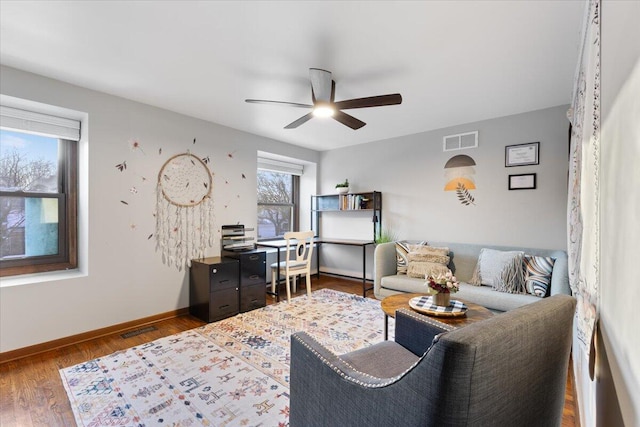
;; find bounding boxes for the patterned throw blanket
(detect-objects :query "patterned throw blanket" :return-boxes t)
[60,289,391,426]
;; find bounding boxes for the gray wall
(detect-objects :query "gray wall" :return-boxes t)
[0,66,319,353]
[317,105,570,278]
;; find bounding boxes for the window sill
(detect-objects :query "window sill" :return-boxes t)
[0,268,87,288]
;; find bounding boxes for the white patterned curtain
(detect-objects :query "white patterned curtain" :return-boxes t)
[567,0,600,365]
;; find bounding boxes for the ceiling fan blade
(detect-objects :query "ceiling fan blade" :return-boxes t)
[245,99,312,108]
[330,80,336,103]
[332,111,366,130]
[309,68,332,103]
[333,94,402,110]
[284,112,314,129]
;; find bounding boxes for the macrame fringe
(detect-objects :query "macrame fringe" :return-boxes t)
[496,253,526,294]
[155,185,215,271]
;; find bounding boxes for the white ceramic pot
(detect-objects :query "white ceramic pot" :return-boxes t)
[336,187,349,194]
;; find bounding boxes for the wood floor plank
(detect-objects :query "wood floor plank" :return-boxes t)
[0,361,19,426]
[10,359,35,427]
[0,275,576,426]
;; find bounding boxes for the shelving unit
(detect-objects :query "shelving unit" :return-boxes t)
[311,191,382,241]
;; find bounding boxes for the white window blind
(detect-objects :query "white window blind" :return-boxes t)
[257,157,304,176]
[0,105,81,141]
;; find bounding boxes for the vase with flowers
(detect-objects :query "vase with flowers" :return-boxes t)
[425,271,460,307]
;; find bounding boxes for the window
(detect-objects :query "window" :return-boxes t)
[257,157,302,240]
[0,105,79,277]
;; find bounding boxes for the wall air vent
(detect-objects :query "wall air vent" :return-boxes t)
[443,131,478,152]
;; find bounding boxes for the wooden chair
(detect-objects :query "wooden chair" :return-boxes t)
[270,231,314,302]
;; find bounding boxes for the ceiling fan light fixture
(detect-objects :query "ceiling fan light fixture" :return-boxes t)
[312,104,335,118]
[247,68,402,129]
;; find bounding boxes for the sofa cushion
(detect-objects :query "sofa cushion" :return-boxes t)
[524,255,556,297]
[470,248,525,293]
[381,274,431,294]
[396,240,427,274]
[340,341,419,378]
[454,283,538,312]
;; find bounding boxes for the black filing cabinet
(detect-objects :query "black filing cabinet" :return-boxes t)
[223,249,267,313]
[189,257,240,322]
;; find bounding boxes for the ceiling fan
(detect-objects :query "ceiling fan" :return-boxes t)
[245,68,402,130]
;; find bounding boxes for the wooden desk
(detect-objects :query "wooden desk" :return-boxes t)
[314,238,375,298]
[380,293,494,340]
[257,237,375,301]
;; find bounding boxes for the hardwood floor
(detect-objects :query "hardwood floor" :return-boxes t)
[0,275,577,426]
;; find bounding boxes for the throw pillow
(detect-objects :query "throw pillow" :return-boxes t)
[407,246,450,265]
[396,240,427,274]
[407,262,451,279]
[523,255,555,297]
[470,248,525,293]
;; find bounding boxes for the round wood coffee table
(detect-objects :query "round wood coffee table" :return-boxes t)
[381,293,494,340]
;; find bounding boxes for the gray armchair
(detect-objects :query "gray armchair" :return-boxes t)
[290,294,575,427]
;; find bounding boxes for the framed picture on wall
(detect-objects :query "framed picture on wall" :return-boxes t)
[508,173,537,190]
[505,142,539,167]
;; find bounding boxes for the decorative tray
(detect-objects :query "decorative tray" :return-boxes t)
[408,296,468,317]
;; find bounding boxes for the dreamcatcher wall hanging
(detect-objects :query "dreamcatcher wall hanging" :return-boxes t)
[156,152,214,270]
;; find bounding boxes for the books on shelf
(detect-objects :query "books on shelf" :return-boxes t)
[340,194,369,210]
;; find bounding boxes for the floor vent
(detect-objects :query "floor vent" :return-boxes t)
[121,326,157,339]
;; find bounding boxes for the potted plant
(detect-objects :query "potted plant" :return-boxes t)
[335,179,350,194]
[375,228,398,244]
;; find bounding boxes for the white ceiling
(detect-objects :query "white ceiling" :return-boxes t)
[0,1,584,151]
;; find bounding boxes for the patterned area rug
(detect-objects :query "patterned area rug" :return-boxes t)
[60,289,393,426]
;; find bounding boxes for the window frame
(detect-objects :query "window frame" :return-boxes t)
[0,137,78,277]
[257,169,300,241]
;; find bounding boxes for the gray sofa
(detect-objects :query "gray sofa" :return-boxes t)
[290,295,576,426]
[374,241,570,312]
